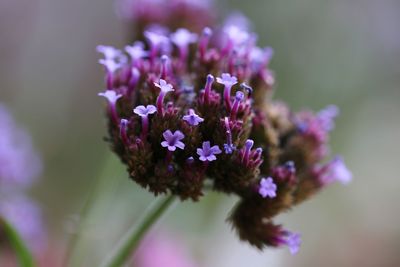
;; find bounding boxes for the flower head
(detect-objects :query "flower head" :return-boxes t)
[197,141,222,162]
[182,109,204,126]
[161,130,185,151]
[258,177,277,198]
[134,105,157,117]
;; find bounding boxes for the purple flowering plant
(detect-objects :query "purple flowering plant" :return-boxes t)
[95,0,352,265]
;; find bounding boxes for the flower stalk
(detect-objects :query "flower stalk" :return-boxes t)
[100,195,176,267]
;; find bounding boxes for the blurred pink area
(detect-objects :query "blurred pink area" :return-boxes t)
[133,232,198,267]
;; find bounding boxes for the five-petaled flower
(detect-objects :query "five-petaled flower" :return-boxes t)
[258,177,277,198]
[197,141,222,162]
[183,109,204,126]
[161,130,185,152]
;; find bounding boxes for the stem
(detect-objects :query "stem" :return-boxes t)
[0,217,35,267]
[100,195,176,267]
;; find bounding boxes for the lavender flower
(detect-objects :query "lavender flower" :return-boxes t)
[320,156,352,185]
[134,105,157,139]
[258,177,277,198]
[182,109,204,126]
[125,42,148,62]
[161,130,185,151]
[170,28,198,49]
[155,79,175,114]
[98,90,123,123]
[285,232,301,255]
[216,73,238,110]
[197,141,222,162]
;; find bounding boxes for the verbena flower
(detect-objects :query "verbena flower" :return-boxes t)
[97,9,351,253]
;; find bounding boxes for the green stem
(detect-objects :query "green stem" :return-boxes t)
[99,195,176,267]
[0,217,35,267]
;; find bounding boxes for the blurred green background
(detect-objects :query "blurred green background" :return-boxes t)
[1,0,399,266]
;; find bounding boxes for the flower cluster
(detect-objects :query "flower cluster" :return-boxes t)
[97,10,352,254]
[0,104,46,255]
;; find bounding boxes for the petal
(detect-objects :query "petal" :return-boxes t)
[146,105,157,114]
[161,141,169,148]
[210,145,222,154]
[175,141,185,150]
[202,141,211,150]
[163,130,173,140]
[168,146,176,152]
[207,155,217,161]
[174,130,185,140]
[196,148,203,156]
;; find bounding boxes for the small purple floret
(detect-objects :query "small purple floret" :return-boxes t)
[317,105,339,132]
[154,79,174,93]
[125,41,148,61]
[133,105,157,117]
[197,141,222,162]
[161,130,185,152]
[258,177,277,198]
[217,73,238,110]
[285,232,301,255]
[324,156,352,185]
[183,109,204,126]
[170,28,198,48]
[98,90,122,104]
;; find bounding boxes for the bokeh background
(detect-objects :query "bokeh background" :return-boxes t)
[1,0,400,266]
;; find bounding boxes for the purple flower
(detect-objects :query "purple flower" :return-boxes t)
[154,79,174,93]
[321,156,352,185]
[285,232,301,255]
[258,177,277,198]
[155,79,175,114]
[96,45,123,60]
[216,73,238,110]
[98,90,123,104]
[161,130,185,151]
[134,105,157,117]
[125,41,148,61]
[223,25,250,46]
[170,28,198,48]
[216,73,238,88]
[317,105,340,132]
[183,109,204,126]
[98,90,123,123]
[145,31,170,47]
[197,141,222,162]
[98,58,123,73]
